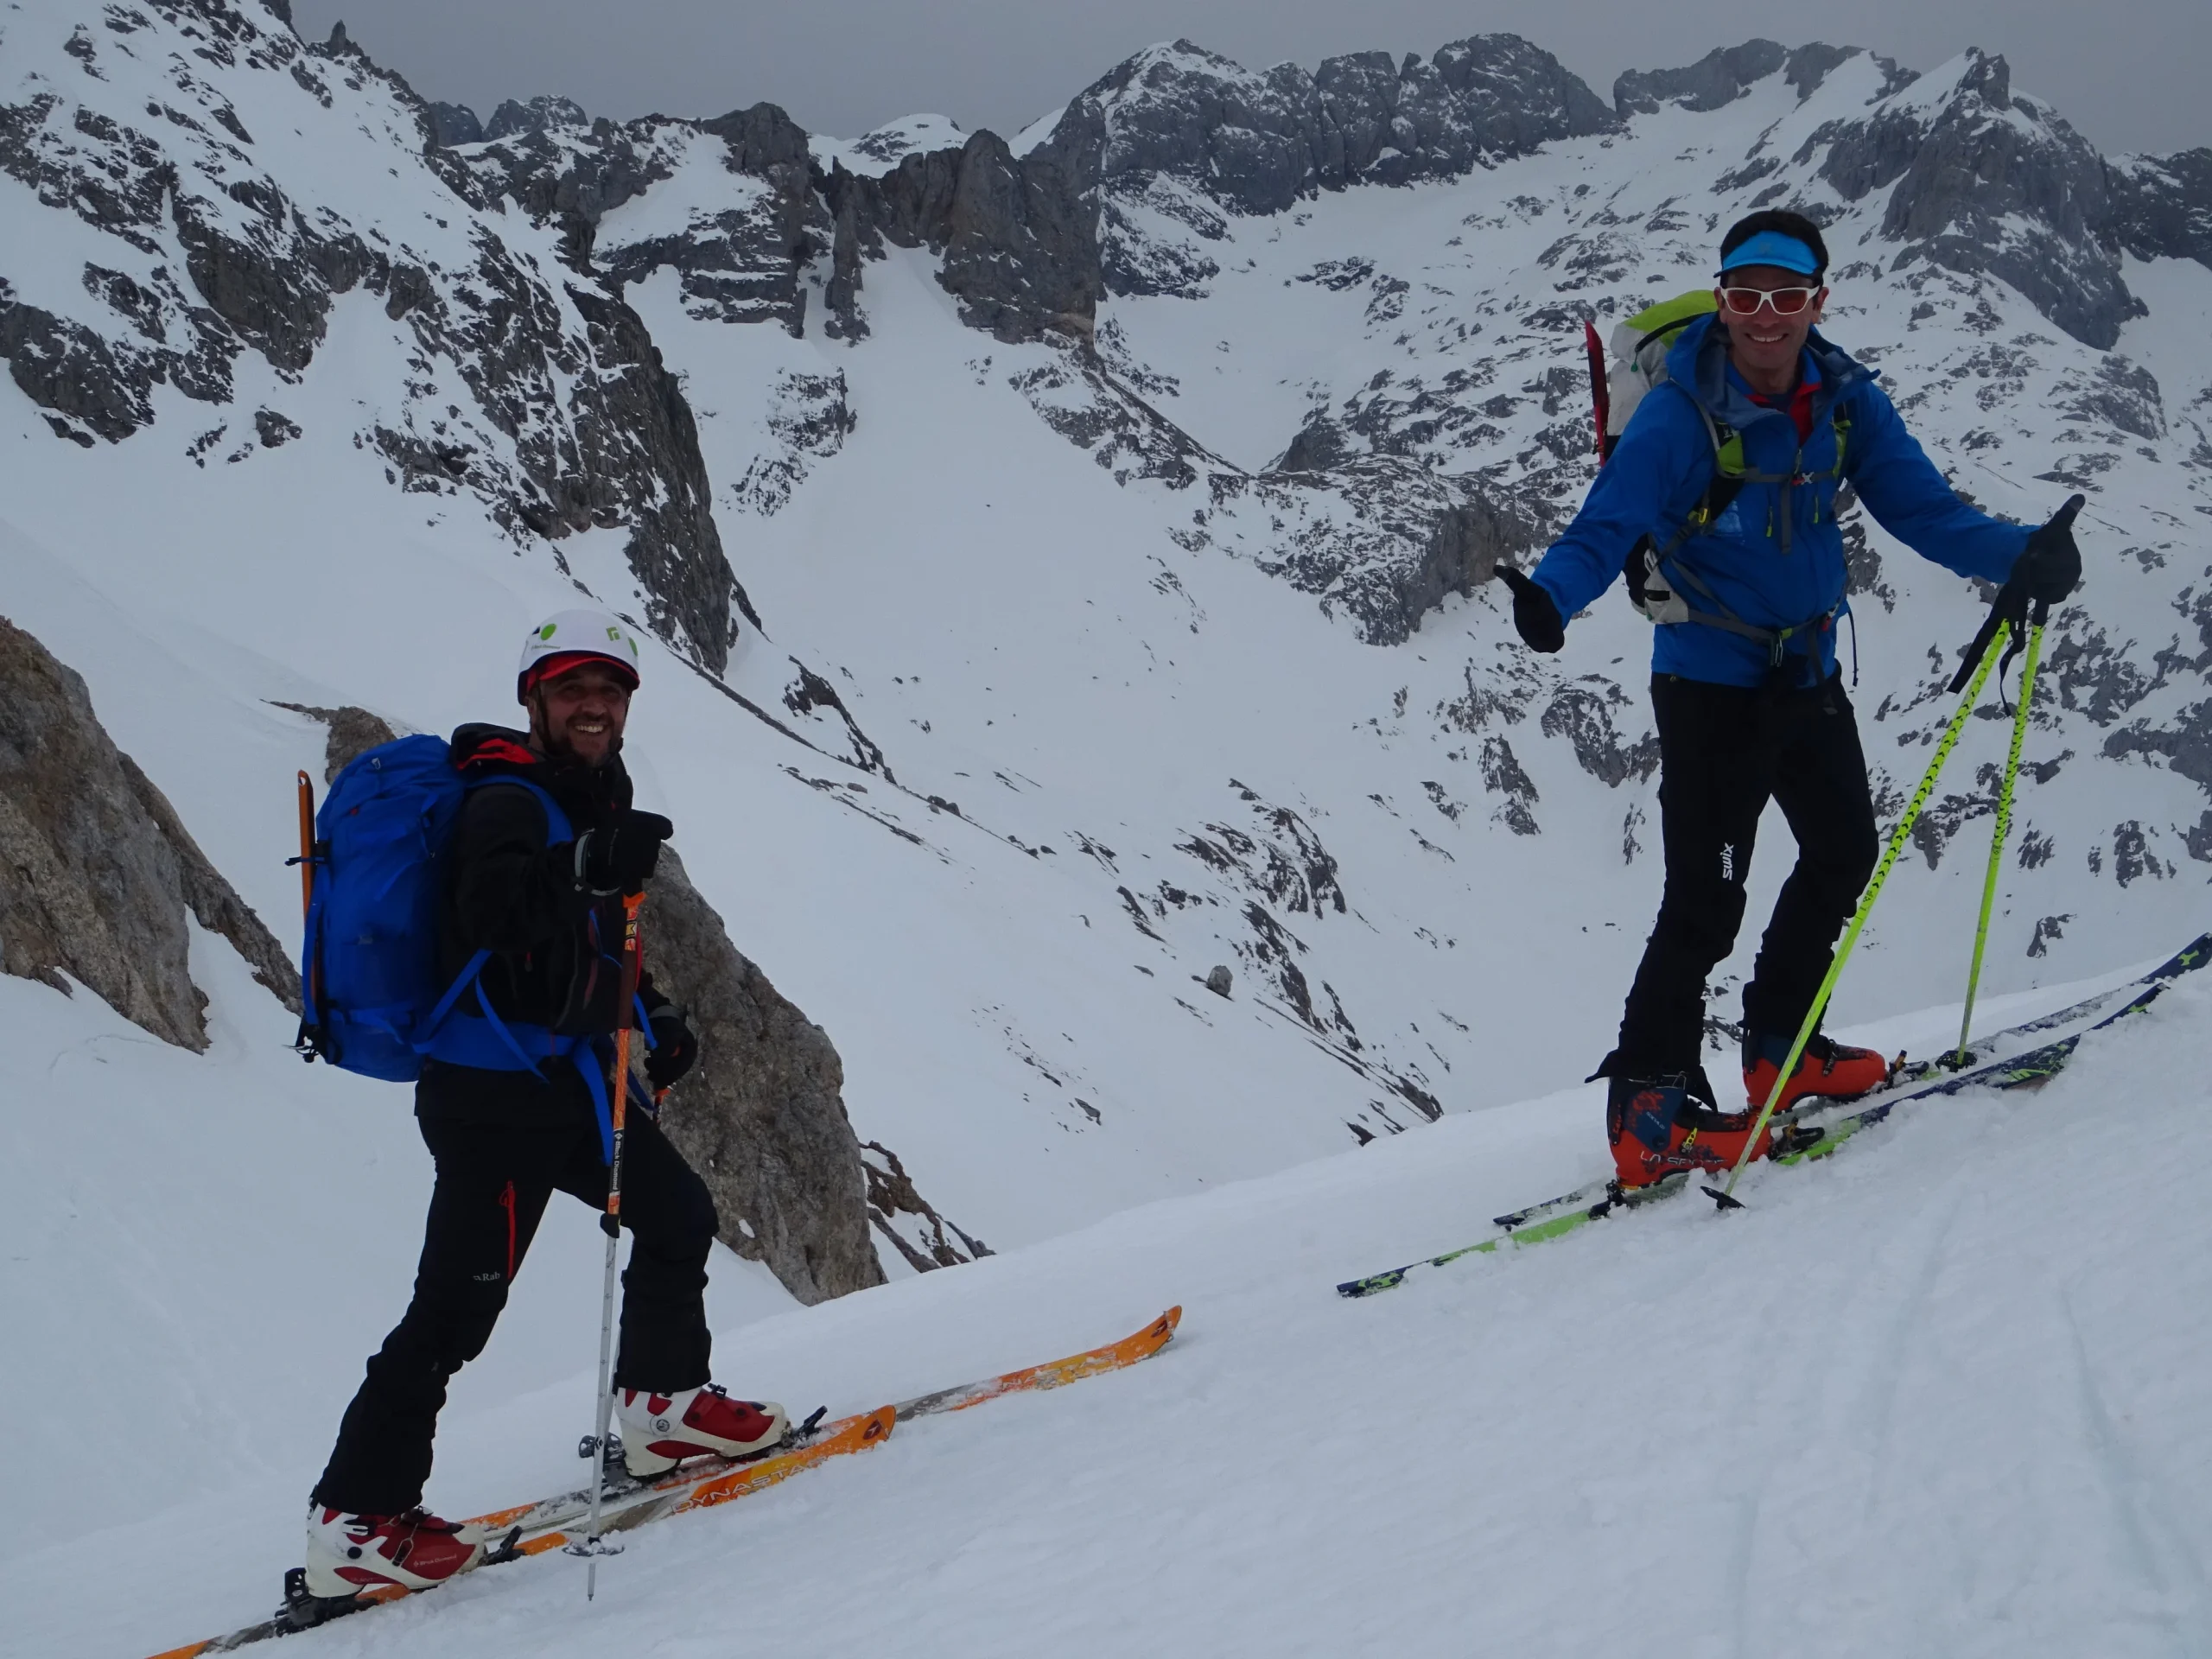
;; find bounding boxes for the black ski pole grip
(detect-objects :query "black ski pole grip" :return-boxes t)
[1948,609,2006,695]
[1948,494,2084,694]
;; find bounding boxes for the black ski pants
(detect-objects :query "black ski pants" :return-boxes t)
[313,1074,717,1516]
[1613,671,1878,1079]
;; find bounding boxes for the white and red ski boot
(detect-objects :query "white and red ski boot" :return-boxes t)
[616,1383,787,1477]
[302,1504,485,1599]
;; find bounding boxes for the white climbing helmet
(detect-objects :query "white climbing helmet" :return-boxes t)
[516,609,643,700]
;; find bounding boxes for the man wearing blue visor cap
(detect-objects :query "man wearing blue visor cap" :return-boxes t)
[1496,210,2083,1188]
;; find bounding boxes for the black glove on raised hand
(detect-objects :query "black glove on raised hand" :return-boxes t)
[2012,516,2082,607]
[1496,565,1566,654]
[576,809,673,895]
[644,1001,699,1090]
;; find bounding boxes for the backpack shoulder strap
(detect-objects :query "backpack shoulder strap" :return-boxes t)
[460,773,574,846]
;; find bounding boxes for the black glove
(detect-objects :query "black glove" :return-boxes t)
[576,810,673,895]
[1496,565,1565,654]
[644,1001,699,1090]
[2011,516,2082,607]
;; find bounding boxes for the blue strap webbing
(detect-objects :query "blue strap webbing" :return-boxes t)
[412,772,630,1162]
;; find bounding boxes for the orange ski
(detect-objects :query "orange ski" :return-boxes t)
[887,1306,1182,1423]
[146,1306,1180,1657]
[144,1408,895,1657]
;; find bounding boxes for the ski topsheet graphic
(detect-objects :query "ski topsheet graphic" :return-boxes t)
[1338,934,2211,1298]
[148,1308,1181,1657]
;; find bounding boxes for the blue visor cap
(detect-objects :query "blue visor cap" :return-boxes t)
[1719,230,1821,276]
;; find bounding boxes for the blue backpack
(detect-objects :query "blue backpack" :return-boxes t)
[296,734,572,1082]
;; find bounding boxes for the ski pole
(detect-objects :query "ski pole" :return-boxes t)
[1954,612,2046,1064]
[1952,493,2081,1062]
[575,889,645,1599]
[1707,618,2012,1208]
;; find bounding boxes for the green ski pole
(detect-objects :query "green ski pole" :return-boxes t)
[1706,619,2012,1209]
[1954,616,2045,1065]
[1951,493,2081,1065]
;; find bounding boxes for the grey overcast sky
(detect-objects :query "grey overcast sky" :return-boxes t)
[293,0,2210,160]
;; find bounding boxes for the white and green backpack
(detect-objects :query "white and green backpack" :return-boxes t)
[1581,290,1850,662]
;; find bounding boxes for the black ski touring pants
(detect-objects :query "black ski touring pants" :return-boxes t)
[313,1081,717,1516]
[1613,671,1879,1079]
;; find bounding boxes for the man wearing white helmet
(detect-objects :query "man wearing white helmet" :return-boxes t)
[304,610,787,1599]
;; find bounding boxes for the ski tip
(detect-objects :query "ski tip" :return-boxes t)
[1337,1270,1405,1298]
[1702,1185,1745,1211]
[1155,1306,1184,1338]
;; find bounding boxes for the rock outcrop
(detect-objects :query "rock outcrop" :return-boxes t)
[0,618,297,1047]
[818,132,1103,342]
[1043,38,1618,298]
[273,702,398,780]
[0,0,744,671]
[1615,40,1791,114]
[641,851,883,1303]
[2108,148,2212,270]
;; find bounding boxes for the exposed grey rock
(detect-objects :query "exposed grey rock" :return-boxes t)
[0,2,744,676]
[819,132,1103,343]
[2104,696,2212,800]
[2054,356,2164,442]
[1882,56,2133,348]
[428,101,482,147]
[1615,40,1788,116]
[253,407,300,447]
[1043,36,1616,297]
[1478,734,1540,835]
[0,284,156,442]
[730,370,854,516]
[644,850,883,1304]
[1540,680,1659,787]
[1783,44,1862,100]
[860,1141,992,1271]
[271,702,399,781]
[2108,148,2212,270]
[562,106,817,336]
[0,617,297,1049]
[1274,410,1351,472]
[1205,964,1232,996]
[1812,51,2136,349]
[484,95,589,142]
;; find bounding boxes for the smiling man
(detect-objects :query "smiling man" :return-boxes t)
[1495,211,2081,1189]
[303,610,787,1599]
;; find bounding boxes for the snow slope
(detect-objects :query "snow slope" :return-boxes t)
[4,5,2209,1271]
[8,938,2209,1656]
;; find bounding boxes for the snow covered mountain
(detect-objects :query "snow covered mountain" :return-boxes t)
[7,6,2212,1650]
[3,0,2210,1258]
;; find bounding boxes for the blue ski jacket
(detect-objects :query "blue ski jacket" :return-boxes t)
[1529,315,2030,688]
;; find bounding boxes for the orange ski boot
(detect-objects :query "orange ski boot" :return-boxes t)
[1743,1030,1891,1114]
[1606,1072,1775,1190]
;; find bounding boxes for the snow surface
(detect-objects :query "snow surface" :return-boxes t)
[6,930,2209,1656]
[810,113,967,176]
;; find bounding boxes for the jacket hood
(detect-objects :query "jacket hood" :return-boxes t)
[1668,313,1870,431]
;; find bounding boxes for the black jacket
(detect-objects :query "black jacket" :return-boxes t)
[420,723,666,1126]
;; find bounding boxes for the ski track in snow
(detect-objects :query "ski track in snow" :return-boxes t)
[5,940,2211,1656]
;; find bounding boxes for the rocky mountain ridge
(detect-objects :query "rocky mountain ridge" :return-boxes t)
[5,0,2212,1266]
